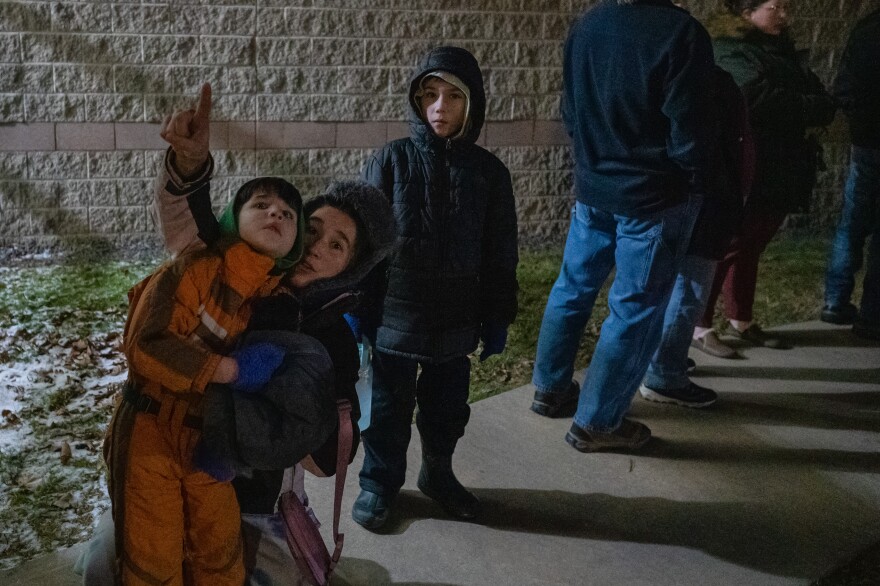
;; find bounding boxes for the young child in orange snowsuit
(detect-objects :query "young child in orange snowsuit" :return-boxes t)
[105,177,306,585]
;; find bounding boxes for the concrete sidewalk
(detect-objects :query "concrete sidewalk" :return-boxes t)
[4,320,879,585]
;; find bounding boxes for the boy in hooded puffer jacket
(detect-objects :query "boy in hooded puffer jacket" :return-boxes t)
[105,177,308,585]
[354,46,519,529]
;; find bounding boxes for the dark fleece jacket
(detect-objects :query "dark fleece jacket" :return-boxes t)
[361,45,519,363]
[562,0,714,216]
[834,9,880,149]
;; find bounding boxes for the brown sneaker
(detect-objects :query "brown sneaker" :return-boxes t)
[565,418,651,453]
[725,324,791,349]
[690,330,739,359]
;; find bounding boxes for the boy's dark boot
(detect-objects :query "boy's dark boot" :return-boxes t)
[352,489,394,531]
[417,453,480,520]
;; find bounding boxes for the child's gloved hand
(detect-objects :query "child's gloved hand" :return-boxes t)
[343,313,362,342]
[479,323,508,362]
[230,342,286,393]
[192,441,235,482]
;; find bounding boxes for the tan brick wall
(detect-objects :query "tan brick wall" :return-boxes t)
[0,0,876,257]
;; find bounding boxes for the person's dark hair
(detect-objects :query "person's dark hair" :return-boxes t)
[724,0,767,13]
[303,186,371,269]
[232,177,303,221]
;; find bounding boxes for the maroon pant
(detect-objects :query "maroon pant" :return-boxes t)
[699,205,787,326]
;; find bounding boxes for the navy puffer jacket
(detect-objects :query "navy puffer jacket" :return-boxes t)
[362,46,519,363]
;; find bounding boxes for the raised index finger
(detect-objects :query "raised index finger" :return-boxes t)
[194,82,212,122]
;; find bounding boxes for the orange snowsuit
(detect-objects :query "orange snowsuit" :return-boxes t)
[105,241,282,586]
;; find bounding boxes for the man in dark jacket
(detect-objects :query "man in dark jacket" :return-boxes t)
[822,7,880,340]
[530,0,713,451]
[354,46,519,529]
[639,67,753,407]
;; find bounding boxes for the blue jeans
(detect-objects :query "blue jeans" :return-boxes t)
[532,199,699,432]
[359,351,471,496]
[643,254,717,390]
[824,146,880,326]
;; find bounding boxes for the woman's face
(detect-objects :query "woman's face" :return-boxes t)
[744,1,789,36]
[288,205,358,289]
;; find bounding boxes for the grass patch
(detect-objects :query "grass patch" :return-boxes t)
[0,262,154,313]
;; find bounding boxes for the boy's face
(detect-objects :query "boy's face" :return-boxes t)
[419,77,466,139]
[289,206,357,289]
[237,190,298,259]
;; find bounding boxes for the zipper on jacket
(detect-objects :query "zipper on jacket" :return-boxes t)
[433,139,453,358]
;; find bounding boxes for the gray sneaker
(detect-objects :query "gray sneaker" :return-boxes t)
[639,381,717,408]
[565,418,651,453]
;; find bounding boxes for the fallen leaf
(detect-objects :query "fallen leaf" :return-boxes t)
[52,494,74,509]
[1,409,20,425]
[60,441,72,464]
[16,471,43,490]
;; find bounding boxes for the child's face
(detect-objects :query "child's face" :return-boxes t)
[237,190,299,259]
[419,77,467,139]
[289,206,357,289]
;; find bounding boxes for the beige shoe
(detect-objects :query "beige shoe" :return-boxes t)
[690,331,739,359]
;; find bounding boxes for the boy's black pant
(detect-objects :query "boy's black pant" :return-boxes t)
[359,350,471,496]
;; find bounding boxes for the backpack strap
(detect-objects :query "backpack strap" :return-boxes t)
[328,399,352,573]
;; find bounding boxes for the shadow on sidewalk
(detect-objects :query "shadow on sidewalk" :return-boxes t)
[640,437,880,473]
[335,557,459,586]
[747,327,879,348]
[693,365,880,384]
[641,390,880,433]
[376,488,860,581]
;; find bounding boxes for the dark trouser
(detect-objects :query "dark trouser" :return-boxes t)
[699,204,787,327]
[359,351,471,496]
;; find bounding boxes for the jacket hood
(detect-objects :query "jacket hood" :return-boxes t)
[216,178,306,273]
[408,46,486,146]
[295,180,397,305]
[707,11,794,46]
[706,11,754,38]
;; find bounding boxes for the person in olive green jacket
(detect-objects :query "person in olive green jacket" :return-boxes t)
[691,0,836,358]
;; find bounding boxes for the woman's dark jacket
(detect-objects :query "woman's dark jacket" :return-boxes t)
[361,46,519,364]
[710,15,836,213]
[688,66,754,260]
[834,9,880,149]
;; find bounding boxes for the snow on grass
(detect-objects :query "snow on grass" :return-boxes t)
[0,260,156,570]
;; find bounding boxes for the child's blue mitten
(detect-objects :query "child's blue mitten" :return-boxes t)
[230,342,286,393]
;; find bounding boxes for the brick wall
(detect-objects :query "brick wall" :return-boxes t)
[0,0,876,258]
